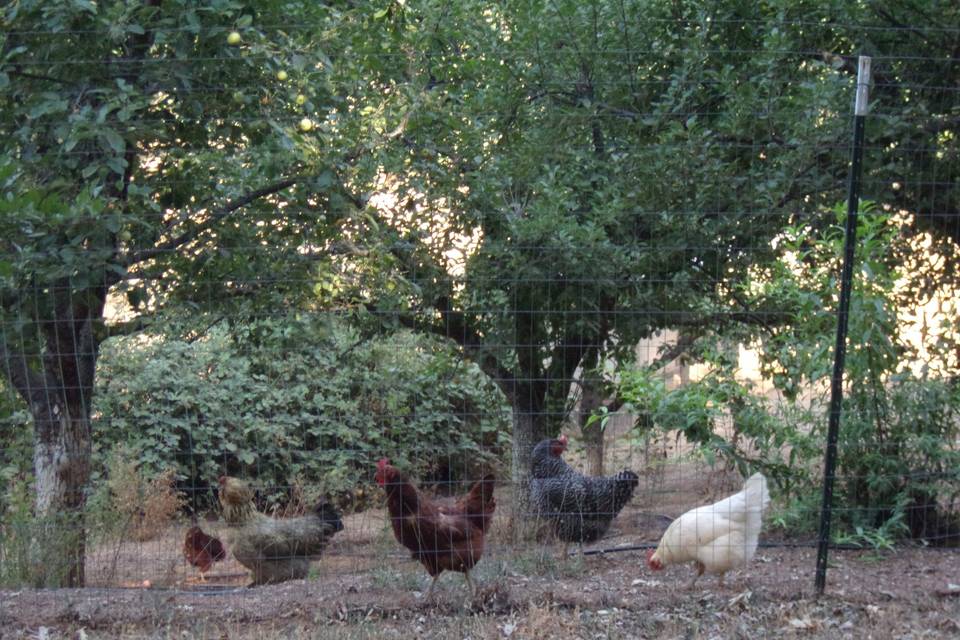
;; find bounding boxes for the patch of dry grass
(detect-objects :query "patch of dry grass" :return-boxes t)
[106,446,184,543]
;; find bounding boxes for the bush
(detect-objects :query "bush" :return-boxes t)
[614,205,960,545]
[0,387,31,515]
[92,316,510,513]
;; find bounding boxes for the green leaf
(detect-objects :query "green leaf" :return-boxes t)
[102,129,125,154]
[313,171,335,189]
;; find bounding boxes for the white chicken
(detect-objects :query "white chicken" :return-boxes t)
[647,472,770,588]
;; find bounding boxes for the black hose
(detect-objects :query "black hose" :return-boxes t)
[577,540,948,556]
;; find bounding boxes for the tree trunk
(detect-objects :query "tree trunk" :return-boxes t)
[1,287,103,587]
[579,379,605,476]
[32,400,91,586]
[509,408,552,530]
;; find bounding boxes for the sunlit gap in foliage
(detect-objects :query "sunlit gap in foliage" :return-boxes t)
[727,207,959,395]
[888,210,959,376]
[368,171,483,280]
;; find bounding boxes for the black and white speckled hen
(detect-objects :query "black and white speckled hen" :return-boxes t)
[529,435,639,557]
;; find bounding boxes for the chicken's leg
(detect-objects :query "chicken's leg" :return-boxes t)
[688,561,705,589]
[425,574,440,599]
[463,570,476,596]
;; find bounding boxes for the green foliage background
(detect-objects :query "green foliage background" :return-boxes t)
[614,204,960,544]
[1,0,959,586]
[90,317,509,512]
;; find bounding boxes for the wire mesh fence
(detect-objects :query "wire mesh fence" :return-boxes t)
[1,1,959,635]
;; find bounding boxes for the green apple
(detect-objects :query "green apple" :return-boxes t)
[295,94,307,105]
[227,31,242,45]
[299,118,314,132]
[276,70,288,81]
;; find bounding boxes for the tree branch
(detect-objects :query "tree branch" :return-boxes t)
[869,3,936,44]
[119,177,299,271]
[670,309,793,328]
[371,302,517,401]
[0,338,44,407]
[650,330,699,368]
[6,69,75,86]
[104,315,155,339]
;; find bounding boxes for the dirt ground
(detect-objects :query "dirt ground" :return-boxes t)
[2,465,958,639]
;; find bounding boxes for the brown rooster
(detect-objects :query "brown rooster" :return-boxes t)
[183,525,226,582]
[375,458,496,597]
[218,475,343,586]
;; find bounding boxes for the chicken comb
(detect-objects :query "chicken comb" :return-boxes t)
[558,434,569,446]
[377,457,390,470]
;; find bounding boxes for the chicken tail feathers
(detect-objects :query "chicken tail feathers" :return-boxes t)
[611,469,640,513]
[210,537,227,561]
[314,499,345,533]
[742,472,770,537]
[742,473,770,511]
[462,474,497,531]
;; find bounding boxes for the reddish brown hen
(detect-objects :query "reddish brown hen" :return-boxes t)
[183,525,226,581]
[375,458,496,598]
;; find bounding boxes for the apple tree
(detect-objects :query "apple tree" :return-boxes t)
[0,0,350,585]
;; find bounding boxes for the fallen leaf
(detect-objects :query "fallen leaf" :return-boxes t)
[789,617,817,630]
[630,578,659,587]
[727,590,752,610]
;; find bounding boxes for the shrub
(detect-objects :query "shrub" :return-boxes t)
[0,389,31,515]
[614,205,960,545]
[92,316,510,512]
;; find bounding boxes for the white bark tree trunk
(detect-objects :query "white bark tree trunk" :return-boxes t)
[31,398,91,586]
